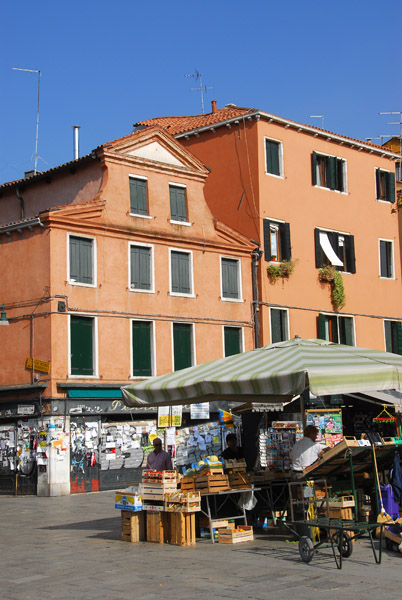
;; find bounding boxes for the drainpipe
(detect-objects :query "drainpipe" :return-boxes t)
[251,243,263,348]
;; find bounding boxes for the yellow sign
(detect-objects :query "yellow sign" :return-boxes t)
[25,358,50,374]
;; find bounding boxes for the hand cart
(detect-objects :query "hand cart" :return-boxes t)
[285,479,384,569]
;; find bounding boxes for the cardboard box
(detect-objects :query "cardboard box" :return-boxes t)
[115,491,143,511]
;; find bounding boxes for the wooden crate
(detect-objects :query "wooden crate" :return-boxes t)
[165,491,201,513]
[121,510,146,543]
[168,512,196,546]
[327,496,355,509]
[181,477,196,492]
[146,512,169,543]
[228,472,251,489]
[195,474,230,494]
[329,506,355,541]
[142,482,177,501]
[218,525,254,544]
[142,470,177,483]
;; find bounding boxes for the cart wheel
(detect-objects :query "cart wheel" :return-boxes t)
[338,532,353,558]
[299,536,315,563]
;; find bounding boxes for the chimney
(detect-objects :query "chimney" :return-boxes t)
[211,100,217,113]
[72,126,80,160]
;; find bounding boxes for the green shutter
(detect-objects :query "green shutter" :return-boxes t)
[279,222,291,261]
[263,220,272,261]
[173,323,192,371]
[339,317,354,346]
[311,152,317,186]
[380,241,389,278]
[170,186,187,222]
[328,156,337,190]
[314,229,323,268]
[317,314,326,340]
[70,316,94,375]
[266,140,280,176]
[224,327,241,357]
[345,235,356,274]
[132,321,152,376]
[171,251,190,294]
[387,172,396,203]
[131,246,151,290]
[222,258,239,299]
[130,178,147,215]
[271,309,287,343]
[396,322,402,355]
[69,236,93,284]
[336,158,345,192]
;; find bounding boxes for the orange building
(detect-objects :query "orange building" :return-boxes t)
[0,126,254,495]
[138,103,402,352]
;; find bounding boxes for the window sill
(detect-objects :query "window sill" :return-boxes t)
[68,374,98,379]
[129,213,152,219]
[169,292,195,298]
[129,287,155,293]
[221,297,243,303]
[130,375,154,380]
[265,172,284,179]
[170,220,191,226]
[313,185,347,194]
[68,281,97,288]
[379,276,395,280]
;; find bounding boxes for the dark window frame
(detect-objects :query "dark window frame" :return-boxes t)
[70,315,95,376]
[265,138,282,177]
[270,308,289,343]
[263,219,291,262]
[169,184,188,222]
[170,249,192,295]
[224,326,242,357]
[69,234,95,285]
[312,151,346,192]
[314,228,356,274]
[132,320,153,377]
[379,239,394,279]
[317,313,355,345]
[376,169,395,203]
[173,322,193,371]
[384,320,402,354]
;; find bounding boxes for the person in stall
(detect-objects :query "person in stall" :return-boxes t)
[146,437,173,470]
[221,433,244,461]
[290,425,328,478]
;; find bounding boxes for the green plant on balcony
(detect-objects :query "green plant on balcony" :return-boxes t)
[318,265,346,310]
[267,259,297,281]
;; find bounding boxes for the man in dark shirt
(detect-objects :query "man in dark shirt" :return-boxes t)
[221,433,244,461]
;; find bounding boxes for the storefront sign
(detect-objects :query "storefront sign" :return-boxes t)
[17,405,35,415]
[25,358,50,374]
[190,403,210,420]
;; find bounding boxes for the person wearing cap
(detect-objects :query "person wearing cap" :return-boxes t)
[146,437,173,470]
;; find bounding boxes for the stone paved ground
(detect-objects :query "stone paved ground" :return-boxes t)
[1,491,402,600]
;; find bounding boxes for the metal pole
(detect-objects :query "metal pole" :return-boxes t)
[251,246,263,348]
[348,450,358,520]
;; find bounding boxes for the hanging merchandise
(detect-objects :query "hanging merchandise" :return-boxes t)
[373,405,397,423]
[259,421,303,471]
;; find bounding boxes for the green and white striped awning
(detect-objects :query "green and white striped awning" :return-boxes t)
[121,338,402,407]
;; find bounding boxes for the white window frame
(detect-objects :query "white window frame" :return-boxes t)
[130,319,156,379]
[67,232,97,288]
[379,238,395,280]
[128,174,152,219]
[313,151,347,194]
[264,137,284,179]
[269,307,290,343]
[171,321,196,369]
[319,312,356,346]
[220,256,243,302]
[222,325,244,357]
[169,248,195,297]
[169,182,191,226]
[68,313,98,378]
[128,242,155,293]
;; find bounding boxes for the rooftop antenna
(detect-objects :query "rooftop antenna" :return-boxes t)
[379,111,402,179]
[310,114,325,129]
[12,67,41,175]
[184,70,213,114]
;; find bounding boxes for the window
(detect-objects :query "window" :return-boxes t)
[70,316,95,375]
[129,176,148,215]
[317,314,354,345]
[132,321,153,377]
[312,152,346,192]
[379,240,394,279]
[265,139,283,177]
[263,219,291,262]
[173,323,193,371]
[130,244,153,291]
[69,235,95,285]
[384,320,402,354]
[376,169,395,203]
[169,184,187,222]
[224,326,242,357]
[314,228,356,273]
[170,250,192,295]
[270,308,289,343]
[221,257,241,300]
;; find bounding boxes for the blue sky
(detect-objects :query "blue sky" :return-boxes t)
[1,0,401,185]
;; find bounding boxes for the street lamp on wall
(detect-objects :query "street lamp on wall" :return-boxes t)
[0,305,9,326]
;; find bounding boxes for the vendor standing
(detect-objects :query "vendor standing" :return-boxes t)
[290,425,327,476]
[146,437,173,470]
[221,433,244,461]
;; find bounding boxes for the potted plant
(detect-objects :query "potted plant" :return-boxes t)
[318,266,345,310]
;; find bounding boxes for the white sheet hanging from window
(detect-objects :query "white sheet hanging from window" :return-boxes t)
[319,232,343,267]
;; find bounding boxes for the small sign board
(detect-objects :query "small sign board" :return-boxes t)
[25,358,50,374]
[17,405,35,415]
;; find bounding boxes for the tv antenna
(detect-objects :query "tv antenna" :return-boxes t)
[310,114,325,129]
[379,111,402,178]
[12,67,41,175]
[184,70,213,114]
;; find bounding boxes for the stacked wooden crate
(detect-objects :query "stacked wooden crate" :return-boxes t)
[194,473,230,494]
[121,510,146,543]
[165,491,201,513]
[218,525,254,544]
[142,470,177,511]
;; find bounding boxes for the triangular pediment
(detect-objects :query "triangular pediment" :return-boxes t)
[103,126,208,176]
[126,141,186,167]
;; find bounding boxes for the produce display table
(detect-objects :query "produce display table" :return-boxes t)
[199,486,260,543]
